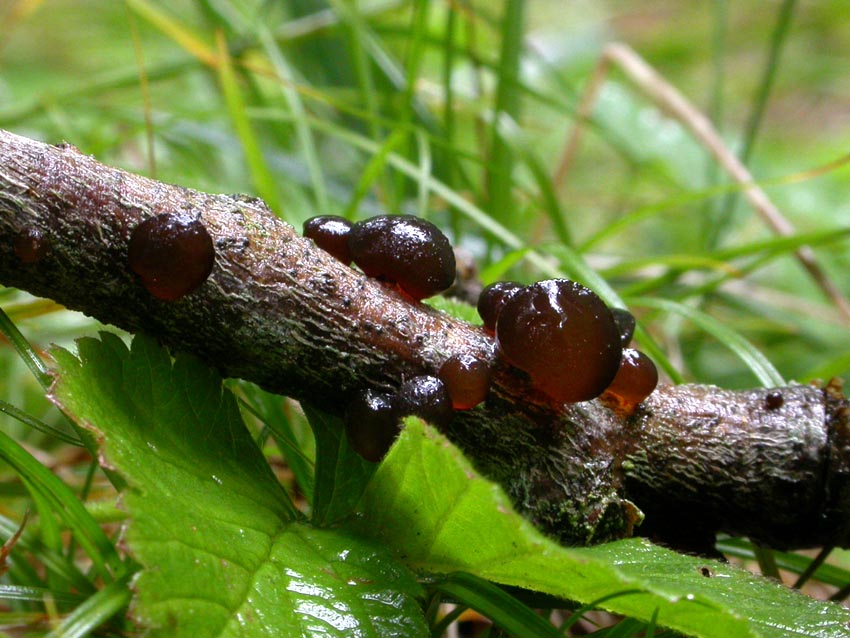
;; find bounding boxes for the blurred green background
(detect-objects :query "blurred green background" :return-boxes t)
[2,0,850,396]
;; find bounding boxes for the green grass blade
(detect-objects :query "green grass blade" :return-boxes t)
[215,31,281,214]
[0,585,82,606]
[414,130,433,218]
[0,399,83,446]
[718,538,850,589]
[0,515,94,594]
[394,0,430,202]
[486,0,525,225]
[340,2,381,141]
[433,572,562,638]
[631,296,784,386]
[45,574,132,638]
[343,128,407,219]
[441,3,459,201]
[0,308,51,388]
[802,350,850,383]
[258,26,329,217]
[0,430,124,581]
[497,116,572,245]
[739,0,798,167]
[28,488,64,590]
[237,391,315,506]
[713,0,797,245]
[124,0,216,64]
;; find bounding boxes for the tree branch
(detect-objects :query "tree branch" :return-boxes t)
[2,128,849,549]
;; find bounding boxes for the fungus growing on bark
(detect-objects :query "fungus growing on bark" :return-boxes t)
[348,215,455,301]
[395,375,454,428]
[495,279,622,404]
[303,215,354,265]
[128,213,214,301]
[14,227,49,264]
[344,389,400,463]
[477,281,523,333]
[600,348,659,412]
[438,354,492,410]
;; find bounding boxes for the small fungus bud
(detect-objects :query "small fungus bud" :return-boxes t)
[477,281,523,333]
[438,354,492,410]
[303,215,354,265]
[395,375,454,428]
[348,215,456,301]
[495,279,622,404]
[344,389,400,463]
[128,212,215,301]
[611,308,637,347]
[601,348,659,413]
[765,391,784,410]
[14,228,49,264]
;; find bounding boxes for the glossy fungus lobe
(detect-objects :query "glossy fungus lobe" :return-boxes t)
[348,215,456,301]
[303,215,354,264]
[14,228,49,264]
[765,391,784,410]
[438,354,492,410]
[495,279,622,403]
[128,213,215,301]
[395,375,454,428]
[344,390,400,463]
[602,348,659,409]
[477,281,523,333]
[611,308,636,346]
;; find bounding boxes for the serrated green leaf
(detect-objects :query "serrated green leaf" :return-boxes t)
[355,419,850,638]
[50,334,427,638]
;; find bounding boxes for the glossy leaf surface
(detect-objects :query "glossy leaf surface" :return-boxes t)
[50,334,426,638]
[356,418,850,638]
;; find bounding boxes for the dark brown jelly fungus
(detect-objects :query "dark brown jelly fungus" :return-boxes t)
[128,213,215,301]
[477,281,523,333]
[348,215,456,301]
[395,375,454,428]
[611,308,636,347]
[14,228,49,264]
[495,279,622,404]
[765,391,784,410]
[303,215,354,265]
[344,389,401,463]
[438,354,492,410]
[602,348,659,410]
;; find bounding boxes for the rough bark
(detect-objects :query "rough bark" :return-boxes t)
[2,128,849,549]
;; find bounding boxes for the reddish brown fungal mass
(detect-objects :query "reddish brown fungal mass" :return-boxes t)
[611,308,636,346]
[128,212,215,301]
[495,279,622,404]
[438,354,492,410]
[14,228,49,264]
[765,391,784,410]
[303,215,354,265]
[601,348,659,411]
[348,215,456,301]
[395,375,454,428]
[344,390,400,463]
[477,281,523,333]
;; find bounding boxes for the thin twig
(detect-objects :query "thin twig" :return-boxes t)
[2,128,850,550]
